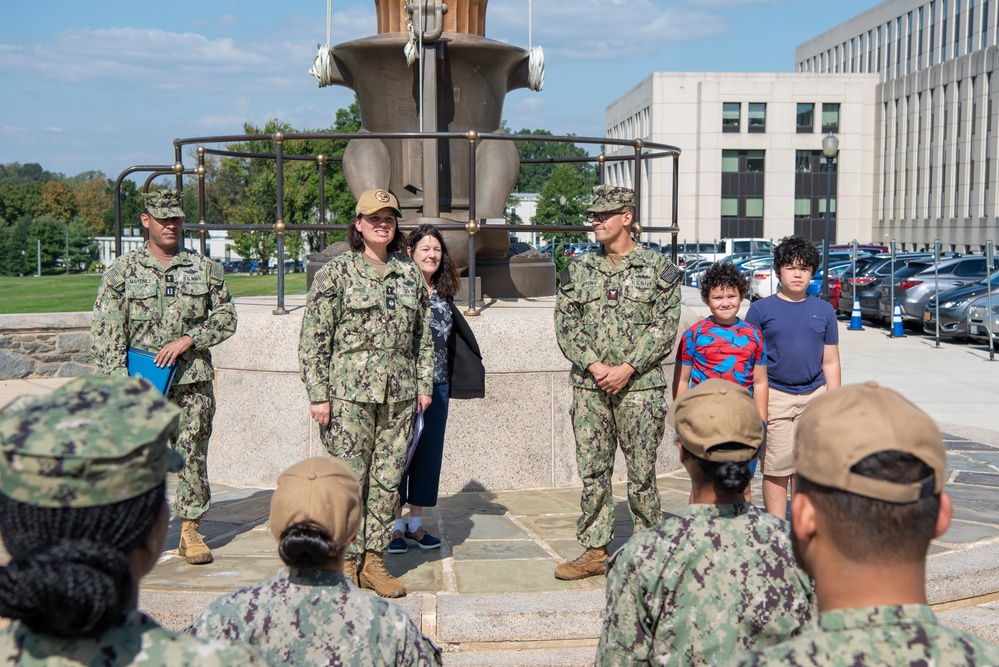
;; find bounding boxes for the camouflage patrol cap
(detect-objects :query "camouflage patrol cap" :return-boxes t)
[356,189,402,218]
[0,376,183,509]
[796,382,946,503]
[584,185,635,214]
[667,378,763,462]
[270,457,362,550]
[143,189,186,219]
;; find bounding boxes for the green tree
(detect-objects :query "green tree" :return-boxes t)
[104,179,144,236]
[67,217,97,271]
[0,218,33,276]
[534,165,592,244]
[510,128,596,194]
[28,216,69,271]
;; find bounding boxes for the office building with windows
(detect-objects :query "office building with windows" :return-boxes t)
[797,0,999,250]
[605,72,877,246]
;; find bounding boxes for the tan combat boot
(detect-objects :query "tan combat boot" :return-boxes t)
[554,546,609,580]
[343,555,360,586]
[359,550,406,598]
[178,519,213,565]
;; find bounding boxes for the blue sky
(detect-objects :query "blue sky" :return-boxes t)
[1,0,878,181]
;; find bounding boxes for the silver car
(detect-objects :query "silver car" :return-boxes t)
[879,255,996,325]
[968,295,999,344]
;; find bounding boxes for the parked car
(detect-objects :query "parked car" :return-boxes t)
[805,261,852,310]
[837,253,933,321]
[968,294,999,344]
[878,255,997,325]
[922,272,999,339]
[685,253,767,288]
[566,242,600,259]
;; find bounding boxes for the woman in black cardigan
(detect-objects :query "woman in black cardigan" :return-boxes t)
[389,224,484,553]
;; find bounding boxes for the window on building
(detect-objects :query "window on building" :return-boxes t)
[955,0,962,58]
[835,45,841,72]
[818,198,838,214]
[722,150,740,172]
[918,7,924,70]
[907,11,914,75]
[930,1,937,64]
[795,198,812,218]
[746,151,766,172]
[748,103,766,133]
[868,29,875,71]
[984,0,990,46]
[887,20,894,75]
[796,151,813,172]
[968,0,975,53]
[878,25,883,71]
[721,198,738,217]
[745,198,764,218]
[943,0,950,60]
[822,103,841,133]
[722,102,740,132]
[896,17,904,77]
[797,103,815,133]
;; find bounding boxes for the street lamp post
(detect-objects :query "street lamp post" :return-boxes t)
[821,132,839,302]
[559,195,567,251]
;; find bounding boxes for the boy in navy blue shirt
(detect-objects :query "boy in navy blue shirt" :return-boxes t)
[746,236,840,516]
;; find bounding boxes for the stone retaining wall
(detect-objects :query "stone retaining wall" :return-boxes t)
[0,314,98,380]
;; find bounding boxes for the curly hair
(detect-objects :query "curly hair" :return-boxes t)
[0,483,166,638]
[699,261,750,302]
[407,224,460,299]
[773,235,820,273]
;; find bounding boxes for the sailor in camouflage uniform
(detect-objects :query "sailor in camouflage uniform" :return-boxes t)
[597,379,815,666]
[188,456,441,666]
[728,383,999,667]
[91,189,236,565]
[0,376,266,666]
[299,189,433,598]
[553,185,681,580]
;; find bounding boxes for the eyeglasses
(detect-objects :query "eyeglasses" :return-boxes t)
[589,211,623,223]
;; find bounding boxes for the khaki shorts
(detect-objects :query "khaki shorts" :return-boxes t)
[762,386,826,477]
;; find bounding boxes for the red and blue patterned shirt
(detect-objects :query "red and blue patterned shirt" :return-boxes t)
[678,317,767,394]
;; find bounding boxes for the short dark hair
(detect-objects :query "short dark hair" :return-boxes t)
[699,261,750,302]
[796,451,940,564]
[348,213,405,254]
[773,235,820,273]
[682,445,753,496]
[407,224,461,298]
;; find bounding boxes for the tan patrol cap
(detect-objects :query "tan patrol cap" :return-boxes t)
[269,457,362,549]
[667,378,763,462]
[795,382,946,503]
[356,189,402,218]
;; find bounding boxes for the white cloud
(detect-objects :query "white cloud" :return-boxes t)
[43,126,64,133]
[0,124,30,135]
[486,0,728,61]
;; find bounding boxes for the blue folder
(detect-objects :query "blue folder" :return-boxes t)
[126,347,178,396]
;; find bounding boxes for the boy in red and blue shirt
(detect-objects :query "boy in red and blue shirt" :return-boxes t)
[674,262,768,421]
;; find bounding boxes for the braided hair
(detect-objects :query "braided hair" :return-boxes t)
[0,482,166,638]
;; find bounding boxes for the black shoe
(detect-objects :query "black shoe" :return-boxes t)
[387,530,408,554]
[405,527,441,550]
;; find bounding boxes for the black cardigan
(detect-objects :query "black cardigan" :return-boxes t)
[446,299,485,399]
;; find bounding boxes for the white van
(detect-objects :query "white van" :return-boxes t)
[697,238,773,263]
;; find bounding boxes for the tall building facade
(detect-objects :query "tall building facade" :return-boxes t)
[797,0,999,251]
[605,73,877,247]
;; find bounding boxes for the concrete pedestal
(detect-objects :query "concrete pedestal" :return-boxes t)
[207,296,704,491]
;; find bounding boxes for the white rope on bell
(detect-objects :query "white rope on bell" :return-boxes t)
[308,0,337,87]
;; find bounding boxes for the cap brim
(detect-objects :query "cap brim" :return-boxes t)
[357,206,402,218]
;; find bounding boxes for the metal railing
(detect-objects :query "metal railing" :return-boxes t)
[113,131,682,313]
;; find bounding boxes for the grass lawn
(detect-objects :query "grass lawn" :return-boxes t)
[0,272,309,315]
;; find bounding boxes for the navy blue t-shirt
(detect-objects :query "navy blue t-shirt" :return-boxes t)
[745,295,839,394]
